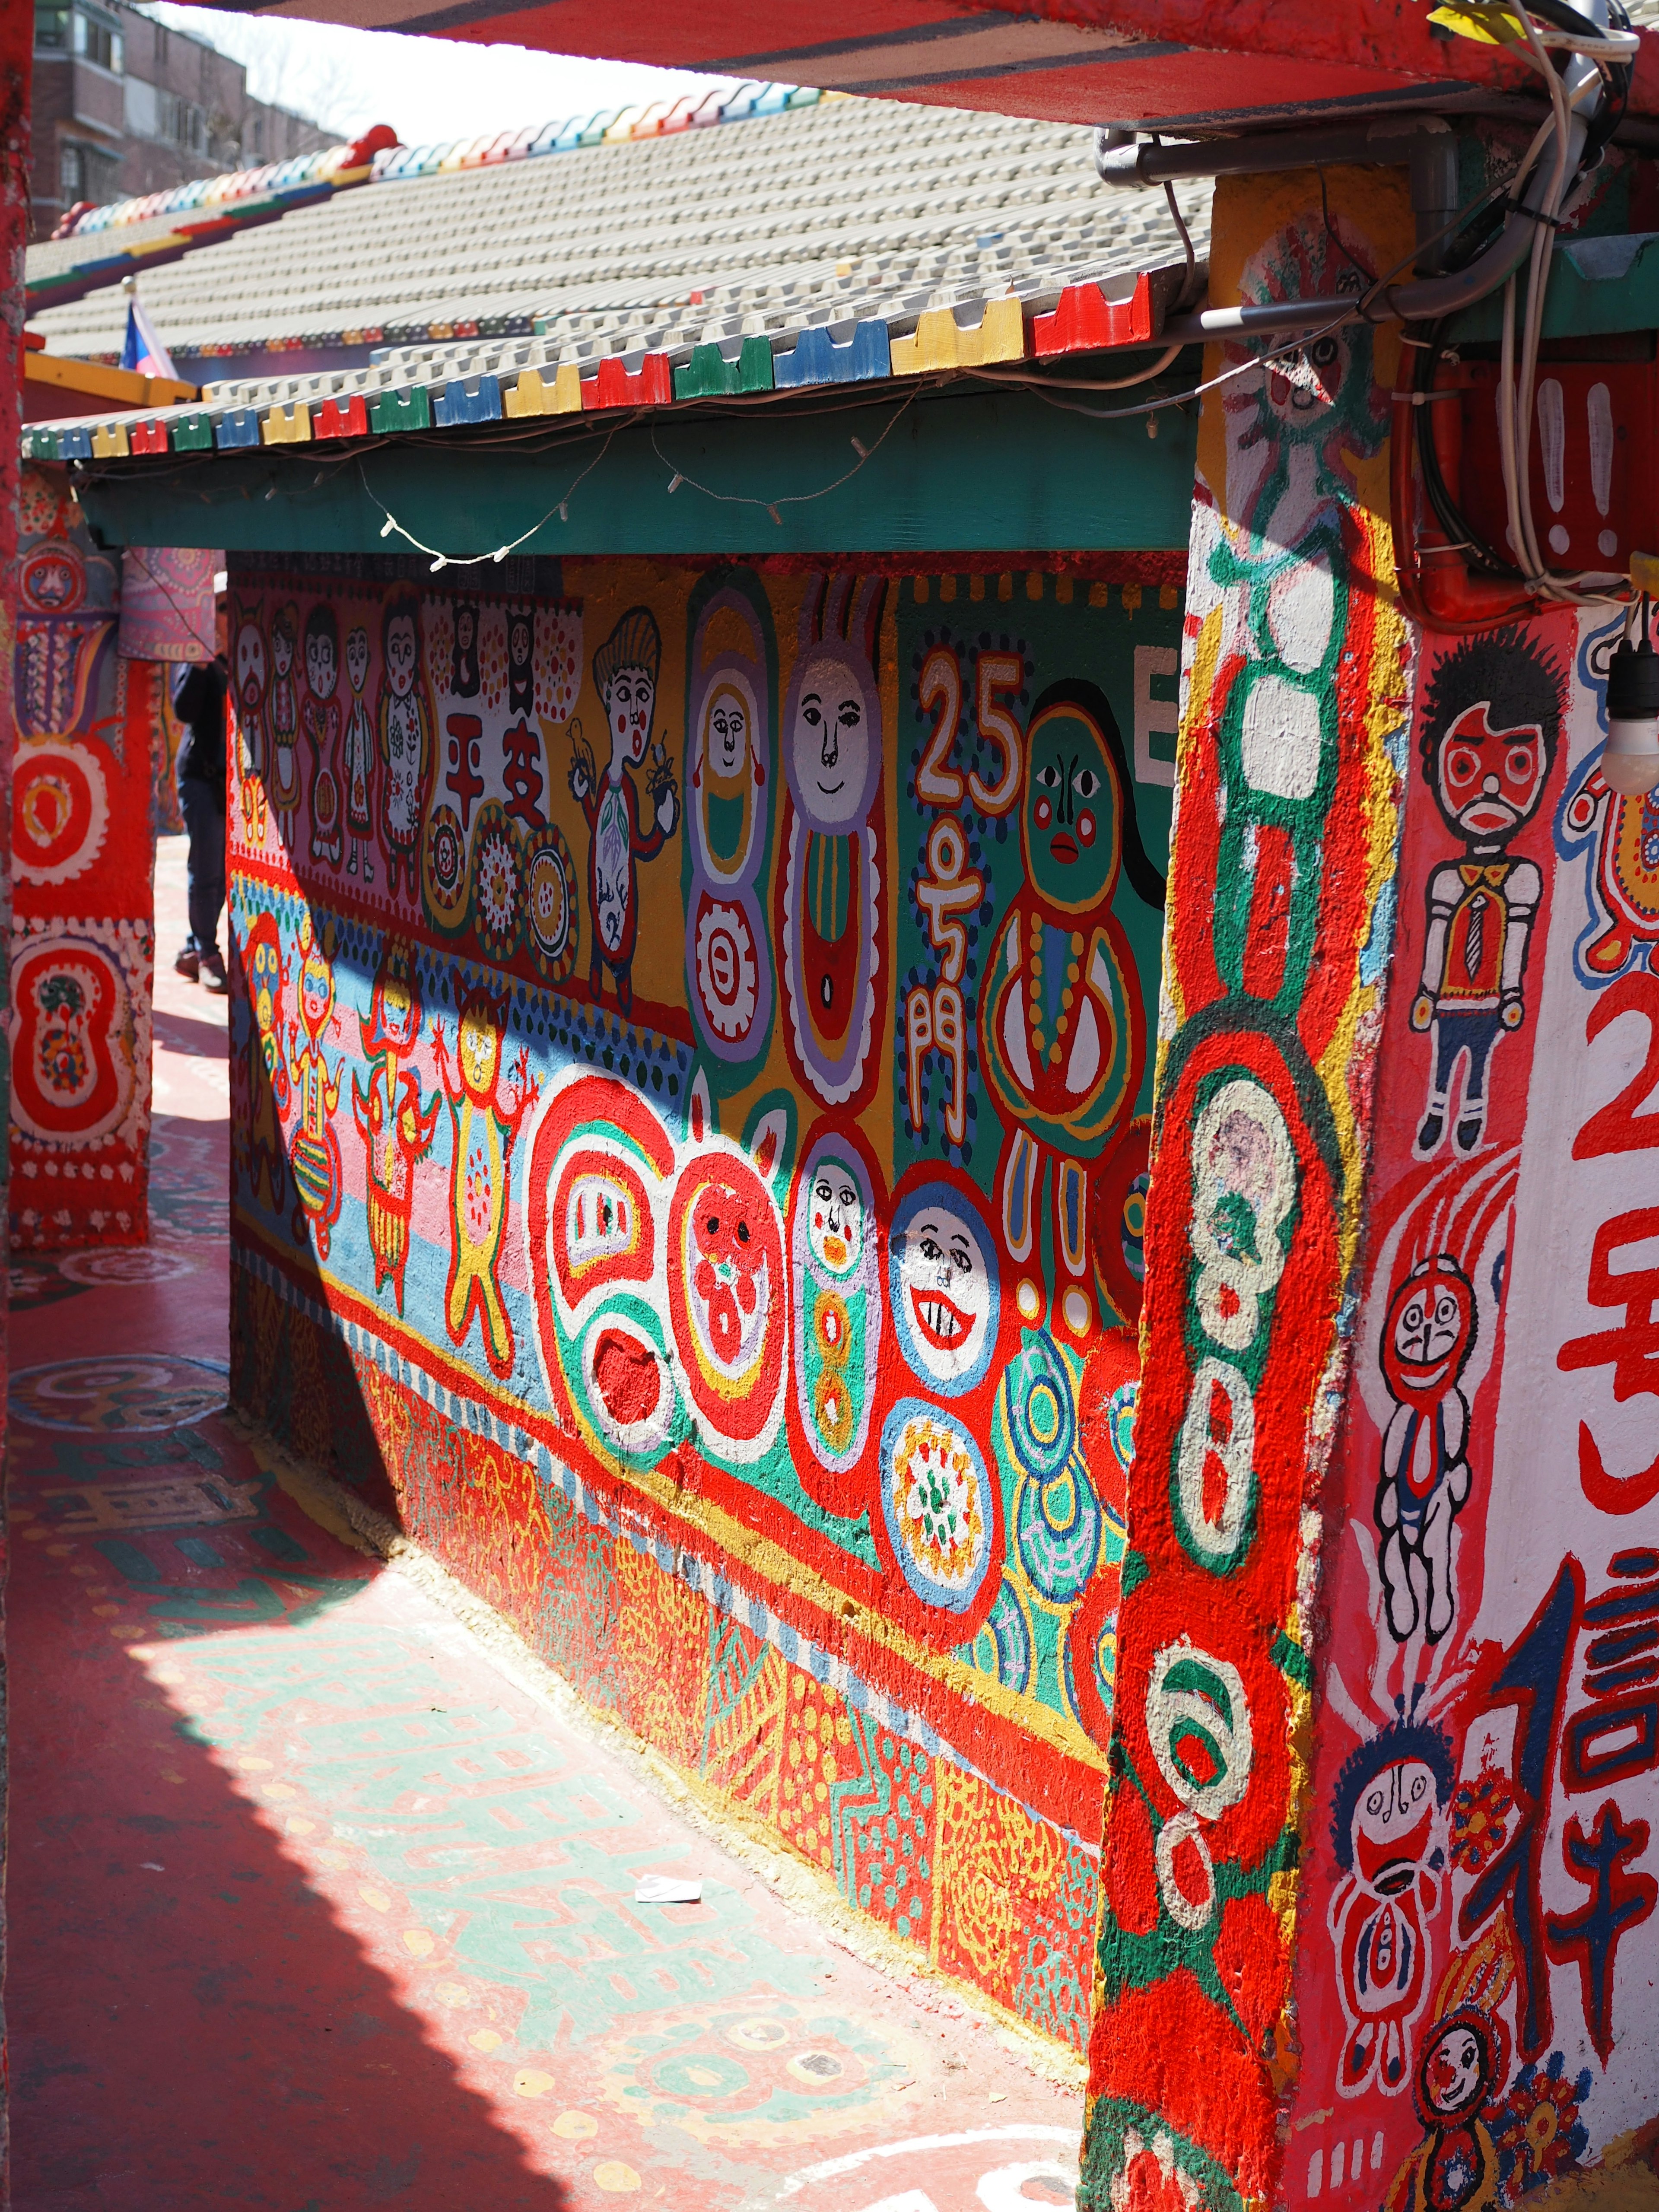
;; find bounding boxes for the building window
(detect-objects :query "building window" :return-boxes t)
[71,6,124,72]
[35,6,70,50]
[250,113,263,159]
[58,139,117,204]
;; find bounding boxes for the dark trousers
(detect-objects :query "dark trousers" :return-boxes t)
[179,777,226,957]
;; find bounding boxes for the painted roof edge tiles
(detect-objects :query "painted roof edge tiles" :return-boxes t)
[51,81,829,245]
[18,261,1197,468]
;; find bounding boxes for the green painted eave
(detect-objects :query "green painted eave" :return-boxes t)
[70,376,1199,558]
[1447,230,1659,346]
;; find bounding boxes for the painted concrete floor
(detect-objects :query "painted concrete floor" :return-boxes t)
[6,835,1085,2212]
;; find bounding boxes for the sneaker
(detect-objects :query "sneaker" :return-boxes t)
[175,944,200,982]
[199,948,228,994]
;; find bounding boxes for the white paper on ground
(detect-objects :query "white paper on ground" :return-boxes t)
[634,1875,703,1904]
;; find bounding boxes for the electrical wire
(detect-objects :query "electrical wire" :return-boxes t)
[356,433,616,566]
[648,392,915,520]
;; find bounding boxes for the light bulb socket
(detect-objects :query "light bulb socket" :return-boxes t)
[1603,636,1659,796]
[1606,633,1659,721]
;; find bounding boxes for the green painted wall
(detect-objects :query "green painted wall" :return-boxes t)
[73,382,1199,558]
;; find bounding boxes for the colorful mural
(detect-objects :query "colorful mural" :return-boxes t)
[1286,601,1659,2209]
[9,465,156,1250]
[1079,171,1417,2209]
[223,549,1184,2042]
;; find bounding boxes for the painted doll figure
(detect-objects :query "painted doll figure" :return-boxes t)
[1409,629,1561,1159]
[378,591,434,899]
[1326,1713,1454,2098]
[685,580,774,1063]
[286,912,343,1259]
[789,1126,883,1497]
[342,622,376,881]
[1564,755,1659,976]
[451,600,480,698]
[231,599,269,845]
[507,604,534,718]
[980,686,1149,1285]
[352,936,439,1316]
[302,601,343,868]
[1385,2009,1506,2212]
[568,606,678,1013]
[267,600,302,820]
[432,985,537,1378]
[240,912,289,1213]
[1376,1254,1478,1644]
[776,575,887,1109]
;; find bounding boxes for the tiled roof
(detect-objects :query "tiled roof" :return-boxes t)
[22,92,1207,466]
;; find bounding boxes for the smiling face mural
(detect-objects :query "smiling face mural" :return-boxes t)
[222,548,1177,2055]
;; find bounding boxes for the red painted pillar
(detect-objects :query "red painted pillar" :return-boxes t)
[0,11,31,2201]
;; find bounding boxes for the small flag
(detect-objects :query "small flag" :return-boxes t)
[120,294,176,382]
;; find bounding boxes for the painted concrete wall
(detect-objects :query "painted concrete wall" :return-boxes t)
[223,549,1184,2044]
[8,465,156,1251]
[1079,158,1659,2212]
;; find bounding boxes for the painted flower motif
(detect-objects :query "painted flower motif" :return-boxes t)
[1106,2128,1203,2212]
[1494,2055,1592,2197]
[893,1414,983,1585]
[1450,1764,1515,1874]
[475,829,518,938]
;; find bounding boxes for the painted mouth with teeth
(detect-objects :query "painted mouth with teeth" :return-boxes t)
[910,1287,973,1352]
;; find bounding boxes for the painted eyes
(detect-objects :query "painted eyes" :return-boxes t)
[1505,745,1536,780]
[1445,745,1482,788]
[1309,336,1341,371]
[1075,768,1100,799]
[1036,763,1062,790]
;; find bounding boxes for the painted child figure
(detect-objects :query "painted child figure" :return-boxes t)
[378,592,434,899]
[1384,2009,1507,2212]
[267,601,302,823]
[432,985,538,1378]
[342,622,376,881]
[286,912,343,1259]
[568,606,678,1013]
[352,936,438,1316]
[302,601,343,868]
[1375,1254,1478,1645]
[231,600,269,846]
[1409,630,1561,1159]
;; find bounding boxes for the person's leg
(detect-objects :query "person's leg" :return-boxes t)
[180,782,227,979]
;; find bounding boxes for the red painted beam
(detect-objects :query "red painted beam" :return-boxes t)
[231,0,1658,125]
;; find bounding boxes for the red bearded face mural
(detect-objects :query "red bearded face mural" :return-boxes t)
[1434,702,1549,848]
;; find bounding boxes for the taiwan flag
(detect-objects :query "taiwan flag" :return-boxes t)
[120,294,176,381]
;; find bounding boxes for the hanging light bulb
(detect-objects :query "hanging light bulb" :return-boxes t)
[1604,600,1659,798]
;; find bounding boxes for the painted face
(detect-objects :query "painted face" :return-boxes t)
[271,623,294,679]
[690,1172,769,1371]
[346,627,369,697]
[1024,705,1117,910]
[1382,1260,1475,1410]
[1421,2023,1489,2122]
[456,607,476,654]
[895,1196,992,1387]
[604,664,655,766]
[458,999,501,1097]
[305,628,337,701]
[1436,701,1547,844]
[808,1158,863,1278]
[791,650,871,832]
[385,613,418,699]
[235,621,266,706]
[299,949,331,1035]
[705,682,749,783]
[1352,1758,1438,1896]
[509,617,531,673]
[1265,327,1351,421]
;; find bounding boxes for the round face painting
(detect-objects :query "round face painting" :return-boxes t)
[1436,701,1548,844]
[1420,2017,1493,2123]
[604,664,655,767]
[1382,1259,1476,1410]
[236,620,266,708]
[346,626,370,698]
[385,614,418,701]
[890,1179,998,1394]
[807,1151,865,1280]
[1352,1757,1439,1895]
[786,644,879,834]
[1023,704,1120,912]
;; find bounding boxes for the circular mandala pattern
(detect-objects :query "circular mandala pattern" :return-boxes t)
[13,740,109,886]
[422,803,468,935]
[1014,1461,1102,1605]
[812,1364,856,1456]
[1004,1332,1075,1482]
[969,1574,1034,1692]
[880,1399,993,1613]
[58,1246,195,1287]
[525,823,578,982]
[10,1354,229,1434]
[694,894,760,1044]
[471,802,522,964]
[1107,1376,1139,1474]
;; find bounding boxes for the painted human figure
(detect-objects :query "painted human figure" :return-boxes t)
[1564,756,1659,977]
[378,591,434,899]
[1376,1254,1479,1644]
[231,599,269,845]
[451,600,480,698]
[432,985,537,1377]
[979,687,1150,1284]
[777,575,887,1109]
[507,604,534,717]
[342,622,376,881]
[302,601,343,868]
[1327,1714,1454,2097]
[1384,2009,1507,2212]
[352,936,439,1316]
[568,606,678,1013]
[286,912,343,1259]
[267,600,302,821]
[1409,629,1561,1159]
[240,912,289,1213]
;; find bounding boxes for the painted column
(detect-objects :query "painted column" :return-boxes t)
[1079,166,1416,2209]
[0,7,33,2199]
